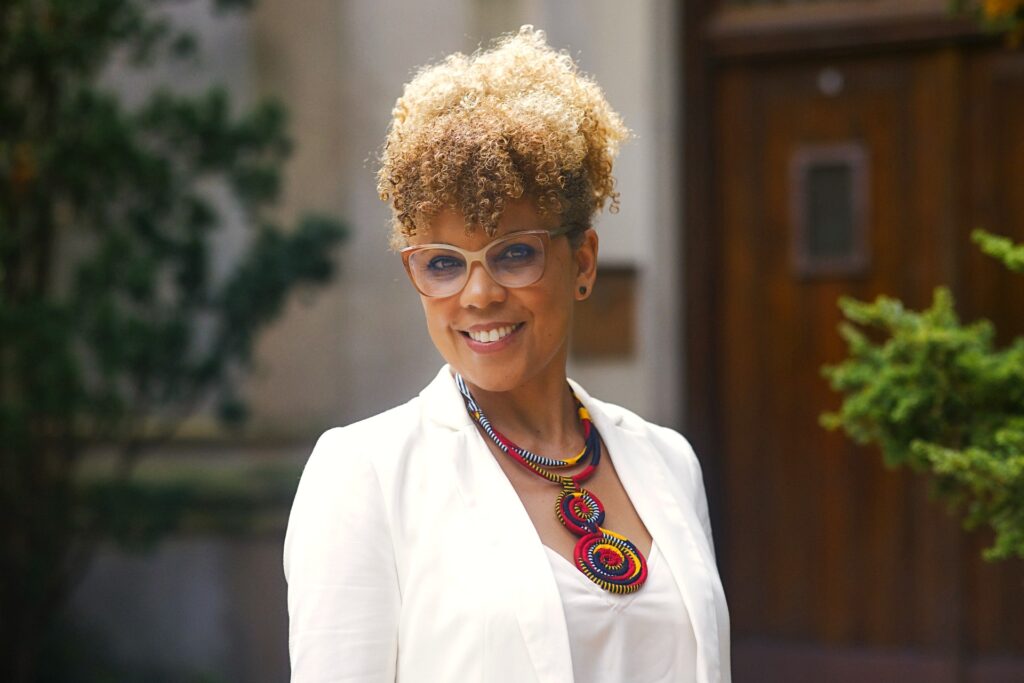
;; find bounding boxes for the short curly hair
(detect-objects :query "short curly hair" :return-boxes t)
[377,25,629,249]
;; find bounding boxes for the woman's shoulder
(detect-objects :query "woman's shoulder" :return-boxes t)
[300,366,464,476]
[287,398,430,551]
[579,389,704,485]
[581,390,715,550]
[579,390,698,457]
[303,398,425,474]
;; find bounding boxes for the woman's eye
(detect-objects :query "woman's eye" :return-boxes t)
[497,243,537,261]
[426,255,464,272]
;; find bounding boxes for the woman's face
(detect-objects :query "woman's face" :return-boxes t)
[407,199,597,394]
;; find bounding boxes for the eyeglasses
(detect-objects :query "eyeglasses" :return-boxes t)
[400,226,577,298]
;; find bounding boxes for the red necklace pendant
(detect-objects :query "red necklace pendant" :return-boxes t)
[557,483,648,594]
[455,373,648,594]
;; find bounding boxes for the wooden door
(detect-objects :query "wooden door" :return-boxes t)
[688,16,1024,681]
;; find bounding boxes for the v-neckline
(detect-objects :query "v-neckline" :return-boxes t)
[543,540,659,608]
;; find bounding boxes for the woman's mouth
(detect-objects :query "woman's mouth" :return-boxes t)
[460,322,524,352]
[465,323,522,343]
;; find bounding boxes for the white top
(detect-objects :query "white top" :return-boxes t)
[544,541,698,683]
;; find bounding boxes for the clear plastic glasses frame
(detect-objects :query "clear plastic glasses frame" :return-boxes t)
[400,226,576,298]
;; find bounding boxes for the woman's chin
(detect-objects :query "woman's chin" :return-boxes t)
[451,365,523,395]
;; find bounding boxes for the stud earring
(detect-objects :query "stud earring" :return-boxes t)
[578,286,587,295]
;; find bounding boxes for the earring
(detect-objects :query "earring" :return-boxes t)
[578,286,587,295]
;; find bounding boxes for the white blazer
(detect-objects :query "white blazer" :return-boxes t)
[284,365,731,682]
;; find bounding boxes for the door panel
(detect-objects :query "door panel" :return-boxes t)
[713,47,1024,679]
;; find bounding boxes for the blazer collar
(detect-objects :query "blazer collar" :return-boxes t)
[418,366,721,683]
[419,365,473,430]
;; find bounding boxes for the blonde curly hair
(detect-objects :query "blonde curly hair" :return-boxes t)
[377,25,629,249]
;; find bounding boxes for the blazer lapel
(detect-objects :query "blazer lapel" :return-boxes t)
[571,380,725,683]
[420,366,574,683]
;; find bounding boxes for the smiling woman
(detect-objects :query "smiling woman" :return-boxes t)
[283,26,732,683]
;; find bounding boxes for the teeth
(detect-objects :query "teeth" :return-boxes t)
[468,324,519,343]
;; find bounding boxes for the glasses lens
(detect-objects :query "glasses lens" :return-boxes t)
[408,248,467,297]
[485,234,546,288]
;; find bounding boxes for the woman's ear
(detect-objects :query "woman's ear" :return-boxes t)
[574,228,598,300]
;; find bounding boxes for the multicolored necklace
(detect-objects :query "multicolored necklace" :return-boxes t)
[455,373,648,594]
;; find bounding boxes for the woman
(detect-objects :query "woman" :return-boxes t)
[284,26,730,683]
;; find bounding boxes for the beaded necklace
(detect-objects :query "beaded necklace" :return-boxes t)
[455,373,648,594]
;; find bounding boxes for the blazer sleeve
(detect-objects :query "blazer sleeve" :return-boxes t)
[284,427,400,682]
[652,424,717,562]
[685,439,717,562]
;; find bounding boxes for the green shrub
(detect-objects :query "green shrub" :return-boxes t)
[822,230,1024,561]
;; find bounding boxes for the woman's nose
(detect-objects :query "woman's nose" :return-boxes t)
[459,261,507,308]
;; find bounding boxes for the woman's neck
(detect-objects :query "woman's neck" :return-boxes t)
[460,367,584,455]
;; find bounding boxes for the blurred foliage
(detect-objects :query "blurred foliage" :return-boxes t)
[952,0,1024,44]
[0,0,346,679]
[822,230,1024,563]
[77,459,304,548]
[974,228,1024,273]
